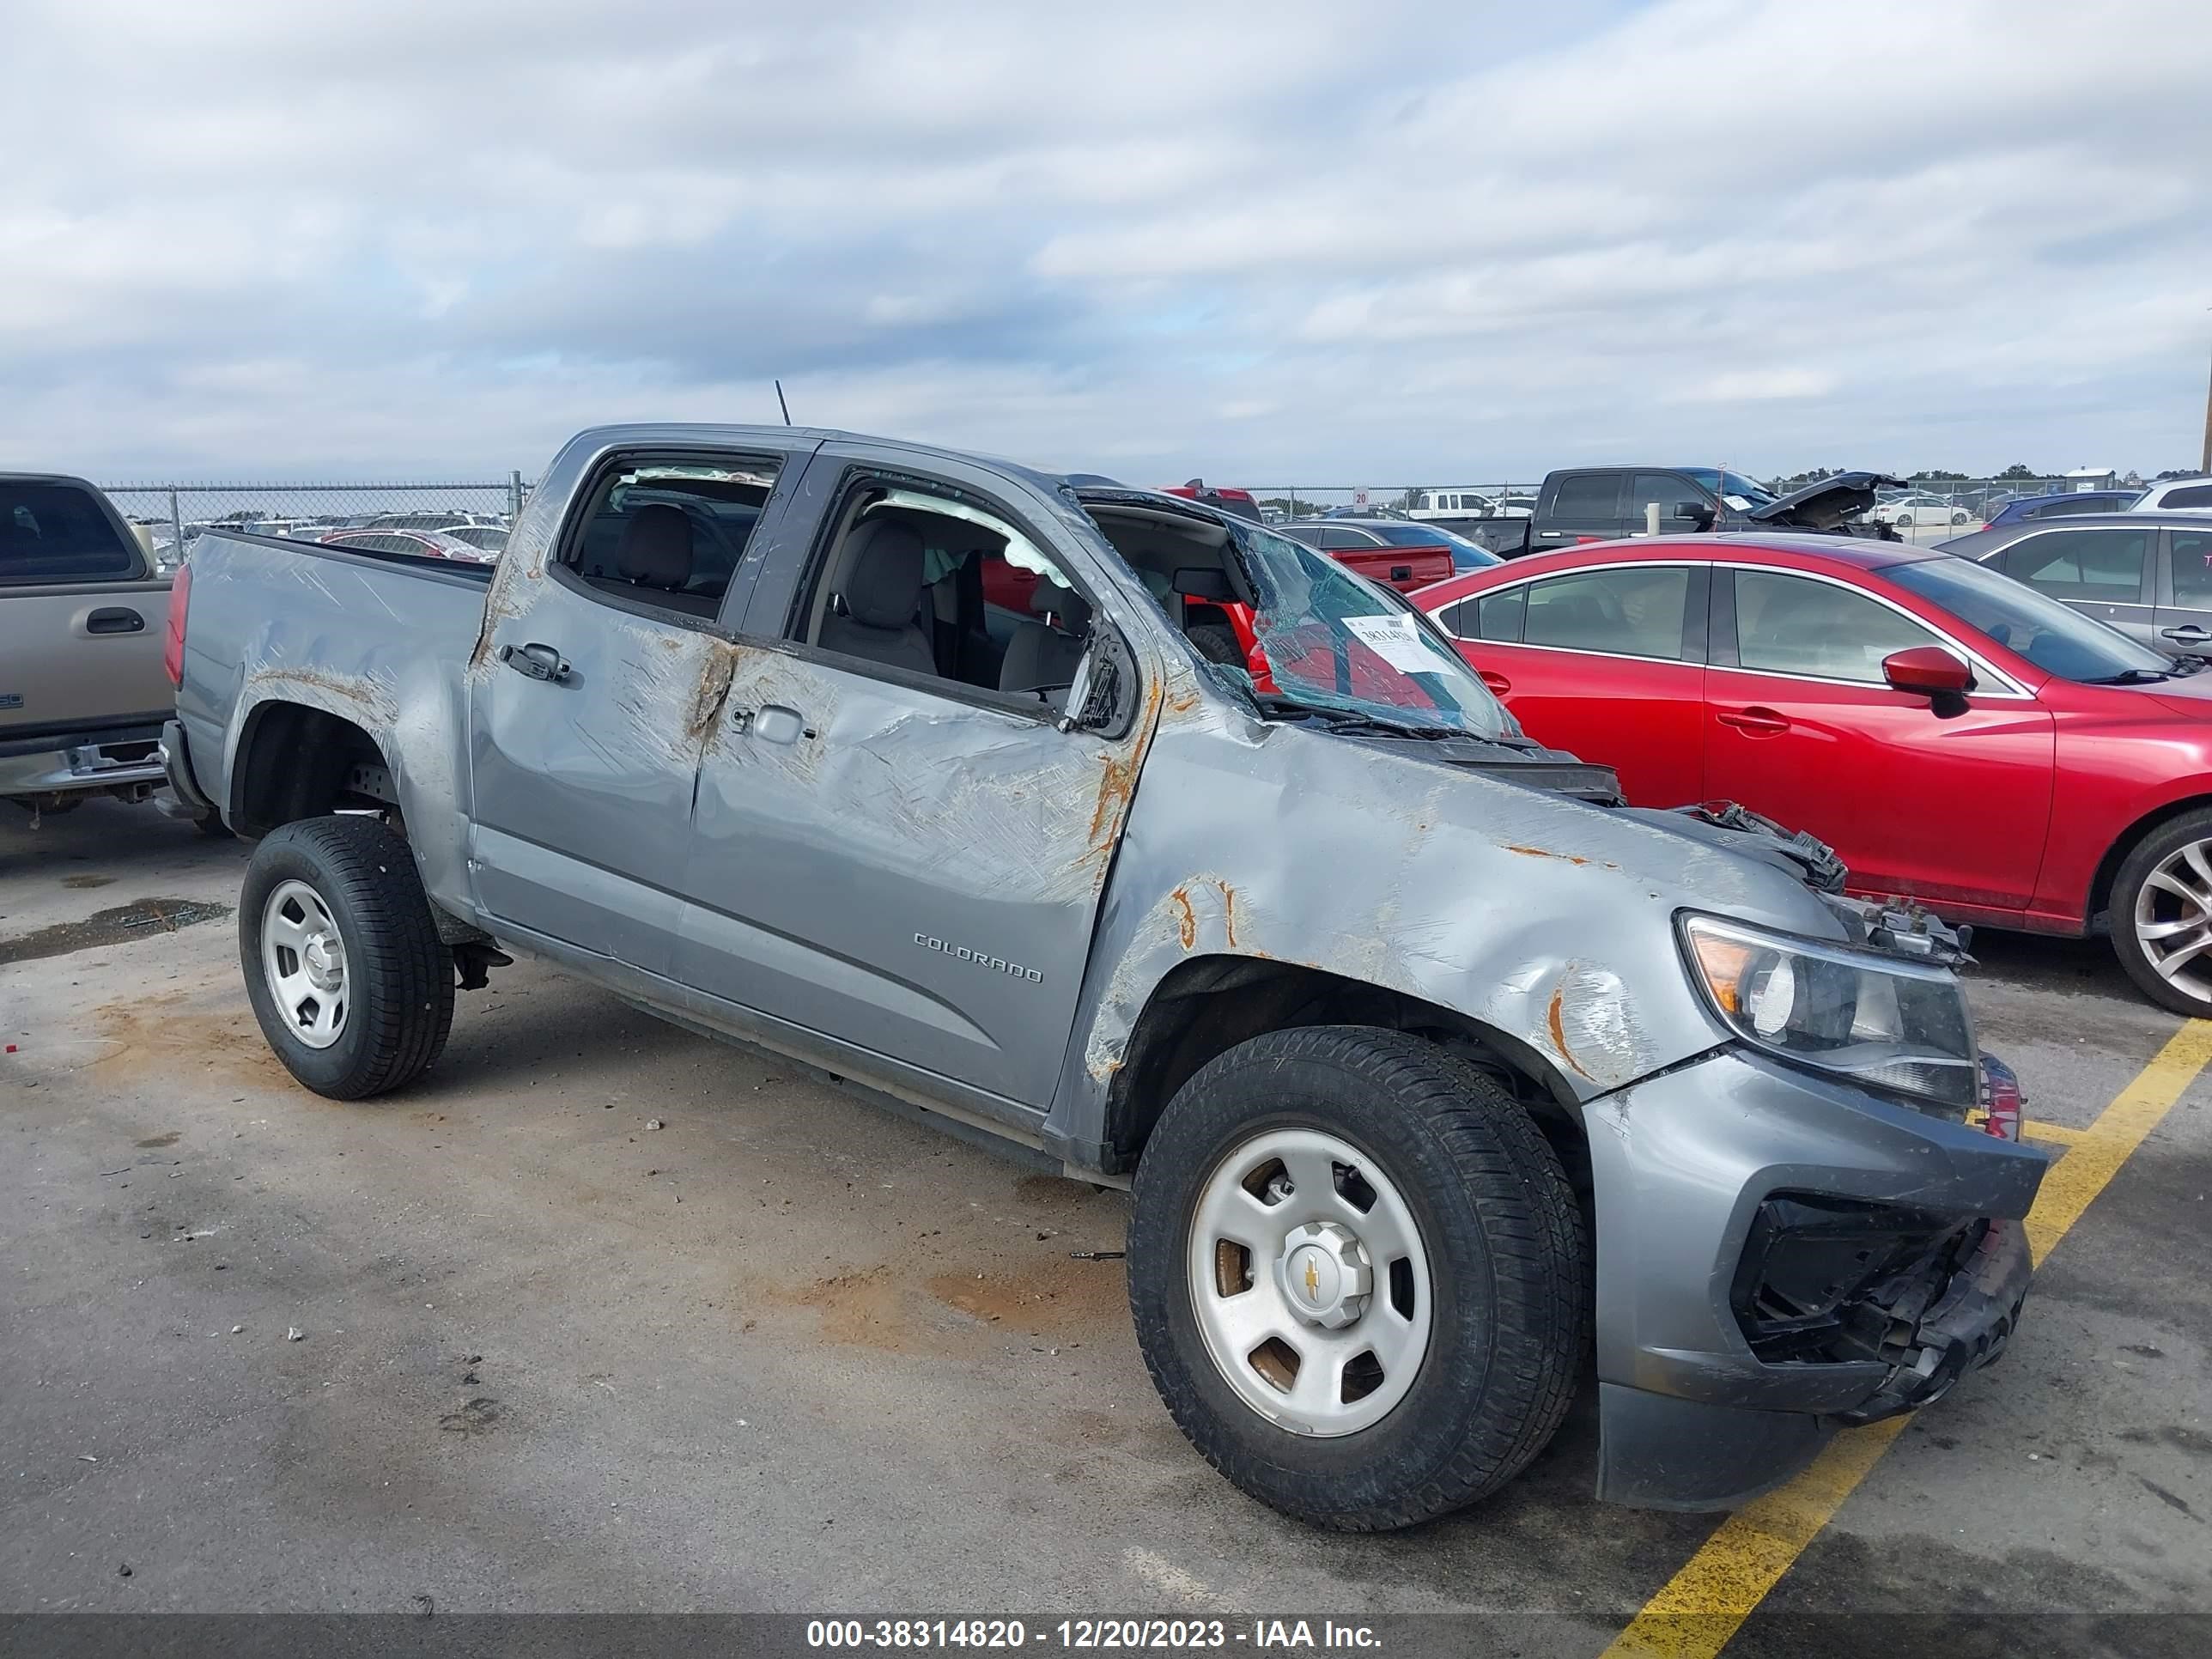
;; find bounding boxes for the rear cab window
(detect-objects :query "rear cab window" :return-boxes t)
[556,459,782,624]
[1,480,141,586]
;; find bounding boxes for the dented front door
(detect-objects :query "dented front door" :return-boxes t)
[678,641,1146,1109]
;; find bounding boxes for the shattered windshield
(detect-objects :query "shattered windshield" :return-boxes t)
[1221,521,1514,738]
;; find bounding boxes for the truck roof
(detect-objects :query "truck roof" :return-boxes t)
[565,422,1084,499]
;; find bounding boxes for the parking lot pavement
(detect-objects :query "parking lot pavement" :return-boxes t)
[5,802,2209,1644]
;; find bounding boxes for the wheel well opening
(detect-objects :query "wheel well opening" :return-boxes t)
[1103,956,1585,1181]
[2090,797,2212,928]
[233,704,393,837]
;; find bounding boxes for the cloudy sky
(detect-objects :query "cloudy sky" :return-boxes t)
[5,0,2209,483]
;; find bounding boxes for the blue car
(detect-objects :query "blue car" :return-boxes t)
[1984,489,2143,528]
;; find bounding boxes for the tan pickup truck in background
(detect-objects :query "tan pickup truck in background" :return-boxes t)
[2,472,180,819]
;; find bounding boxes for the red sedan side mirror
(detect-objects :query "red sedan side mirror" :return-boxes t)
[1882,646,1972,695]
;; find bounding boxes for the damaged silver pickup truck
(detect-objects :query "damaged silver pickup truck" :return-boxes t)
[164,424,2045,1530]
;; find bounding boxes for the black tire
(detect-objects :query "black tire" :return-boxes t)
[1187,623,1246,668]
[239,815,453,1099]
[1127,1027,1588,1531]
[2109,807,2212,1015]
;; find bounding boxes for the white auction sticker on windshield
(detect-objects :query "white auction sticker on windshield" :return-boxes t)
[1344,614,1443,674]
[1723,494,1751,510]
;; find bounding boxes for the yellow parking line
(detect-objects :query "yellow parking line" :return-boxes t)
[2022,1119,2087,1146]
[1601,1019,2212,1659]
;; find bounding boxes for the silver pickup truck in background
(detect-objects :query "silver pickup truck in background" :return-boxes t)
[164,423,2045,1529]
[2,472,181,818]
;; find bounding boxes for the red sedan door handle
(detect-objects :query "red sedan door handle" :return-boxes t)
[1717,707,1790,736]
[1479,669,1511,696]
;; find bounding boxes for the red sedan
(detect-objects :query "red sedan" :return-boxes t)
[1416,533,2212,1014]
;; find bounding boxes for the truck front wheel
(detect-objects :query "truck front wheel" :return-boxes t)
[1126,1027,1587,1530]
[239,815,454,1099]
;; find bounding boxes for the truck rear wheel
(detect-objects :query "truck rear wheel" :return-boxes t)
[1126,1026,1587,1530]
[239,815,454,1099]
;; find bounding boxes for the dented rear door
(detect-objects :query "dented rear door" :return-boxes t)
[465,438,818,973]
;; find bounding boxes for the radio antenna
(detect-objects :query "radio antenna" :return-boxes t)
[775,380,793,424]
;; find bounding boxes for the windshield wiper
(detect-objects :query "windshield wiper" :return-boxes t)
[1248,693,1532,749]
[2081,668,2174,685]
[1250,695,1455,738]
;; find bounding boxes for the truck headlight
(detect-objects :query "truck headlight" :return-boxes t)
[1679,914,1978,1112]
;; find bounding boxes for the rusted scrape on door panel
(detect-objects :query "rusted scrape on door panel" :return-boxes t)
[1074,677,1164,890]
[465,547,548,678]
[687,644,741,741]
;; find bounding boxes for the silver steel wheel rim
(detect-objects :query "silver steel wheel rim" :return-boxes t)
[1186,1126,1432,1437]
[261,878,349,1049]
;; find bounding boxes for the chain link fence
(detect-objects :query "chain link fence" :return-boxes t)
[99,477,533,571]
[92,471,2151,565]
[1245,486,1543,524]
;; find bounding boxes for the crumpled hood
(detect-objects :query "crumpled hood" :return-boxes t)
[1746,471,1907,531]
[1277,720,1857,943]
[1083,693,1868,1104]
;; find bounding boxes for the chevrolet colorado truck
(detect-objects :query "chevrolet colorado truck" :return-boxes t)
[164,424,2044,1529]
[2,472,179,817]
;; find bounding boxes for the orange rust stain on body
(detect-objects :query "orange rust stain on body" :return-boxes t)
[1166,687,1199,714]
[1506,843,1591,866]
[1079,678,1164,884]
[1547,985,1595,1081]
[1088,750,1138,846]
[1170,886,1197,950]
[1217,880,1240,947]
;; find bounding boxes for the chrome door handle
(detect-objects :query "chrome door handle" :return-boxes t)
[2162,625,2210,643]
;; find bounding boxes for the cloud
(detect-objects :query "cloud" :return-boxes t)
[1,0,2208,482]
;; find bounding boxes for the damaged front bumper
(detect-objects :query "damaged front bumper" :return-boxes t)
[1583,1047,2045,1511]
[1826,1213,2032,1425]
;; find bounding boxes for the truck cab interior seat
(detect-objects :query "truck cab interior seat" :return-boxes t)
[611,504,720,618]
[820,518,939,677]
[1000,579,1092,693]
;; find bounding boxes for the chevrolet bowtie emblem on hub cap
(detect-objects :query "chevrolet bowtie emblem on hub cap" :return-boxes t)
[1277,1223,1372,1331]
